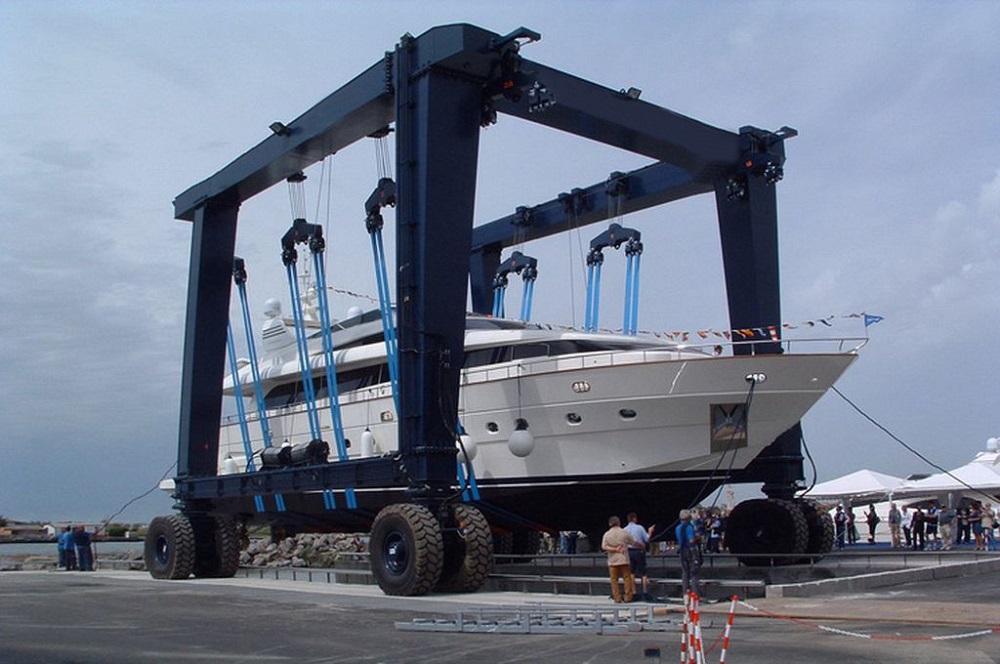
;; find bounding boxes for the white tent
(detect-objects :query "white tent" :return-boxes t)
[891,453,1000,500]
[801,469,904,504]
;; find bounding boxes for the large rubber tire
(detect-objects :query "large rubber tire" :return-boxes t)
[145,515,196,580]
[369,503,443,596]
[436,504,493,593]
[191,515,241,578]
[726,498,809,567]
[795,498,835,562]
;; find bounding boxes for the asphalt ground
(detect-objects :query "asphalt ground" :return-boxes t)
[1,569,997,664]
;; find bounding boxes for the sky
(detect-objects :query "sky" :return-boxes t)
[1,1,998,525]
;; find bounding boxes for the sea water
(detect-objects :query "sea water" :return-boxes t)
[0,541,143,557]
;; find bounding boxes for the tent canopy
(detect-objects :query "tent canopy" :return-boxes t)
[801,469,904,504]
[891,459,1000,499]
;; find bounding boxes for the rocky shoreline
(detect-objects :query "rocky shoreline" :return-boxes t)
[1,533,369,572]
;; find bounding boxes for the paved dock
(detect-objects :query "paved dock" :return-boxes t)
[2,564,998,663]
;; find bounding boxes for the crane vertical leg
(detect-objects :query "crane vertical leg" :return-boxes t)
[714,176,780,356]
[177,200,239,479]
[715,176,803,500]
[394,37,483,494]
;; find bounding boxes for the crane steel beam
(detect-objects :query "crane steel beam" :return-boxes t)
[494,59,739,171]
[173,24,505,222]
[173,60,393,222]
[468,161,704,312]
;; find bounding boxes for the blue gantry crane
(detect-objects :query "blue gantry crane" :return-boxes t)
[148,24,805,595]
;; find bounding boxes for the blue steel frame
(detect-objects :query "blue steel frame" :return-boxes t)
[170,23,800,508]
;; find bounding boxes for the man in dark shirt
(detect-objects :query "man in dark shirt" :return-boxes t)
[911,507,925,551]
[72,525,94,571]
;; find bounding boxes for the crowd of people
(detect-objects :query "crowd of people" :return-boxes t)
[55,525,95,571]
[835,500,997,551]
[598,498,997,602]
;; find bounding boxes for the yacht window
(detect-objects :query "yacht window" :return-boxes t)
[263,364,387,409]
[619,408,638,420]
[264,382,297,409]
[511,344,548,360]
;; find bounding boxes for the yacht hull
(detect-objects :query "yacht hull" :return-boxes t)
[217,348,856,535]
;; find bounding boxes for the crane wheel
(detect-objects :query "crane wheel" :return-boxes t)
[145,515,196,580]
[726,498,809,566]
[436,504,493,593]
[370,503,443,596]
[794,498,835,562]
[192,515,241,578]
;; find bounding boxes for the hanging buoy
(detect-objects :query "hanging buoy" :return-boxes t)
[361,427,377,457]
[458,433,477,461]
[222,454,239,475]
[508,418,535,457]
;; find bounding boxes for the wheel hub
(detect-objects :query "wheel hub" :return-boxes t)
[155,535,170,565]
[384,533,408,574]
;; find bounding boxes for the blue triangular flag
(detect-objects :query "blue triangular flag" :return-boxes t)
[864,313,884,327]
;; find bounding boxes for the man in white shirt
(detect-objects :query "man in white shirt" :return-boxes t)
[624,512,655,599]
[900,505,913,548]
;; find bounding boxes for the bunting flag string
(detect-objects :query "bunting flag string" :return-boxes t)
[648,311,883,342]
[491,311,884,343]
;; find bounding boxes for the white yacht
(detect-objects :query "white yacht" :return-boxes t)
[218,302,861,539]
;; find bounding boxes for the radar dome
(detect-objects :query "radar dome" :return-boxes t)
[347,306,364,319]
[987,437,999,451]
[263,298,282,318]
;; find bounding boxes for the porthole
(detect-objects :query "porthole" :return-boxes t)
[619,408,637,420]
[566,412,582,425]
[486,422,500,434]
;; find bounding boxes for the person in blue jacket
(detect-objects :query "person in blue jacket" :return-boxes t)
[675,509,702,597]
[58,526,77,570]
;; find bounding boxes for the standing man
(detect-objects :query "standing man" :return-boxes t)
[864,503,880,544]
[833,505,847,549]
[887,503,902,548]
[675,510,702,598]
[911,506,926,551]
[925,504,939,549]
[73,525,94,571]
[624,512,655,600]
[60,526,77,570]
[938,503,956,550]
[901,505,913,548]
[601,516,636,603]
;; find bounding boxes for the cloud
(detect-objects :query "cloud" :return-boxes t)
[979,170,1000,225]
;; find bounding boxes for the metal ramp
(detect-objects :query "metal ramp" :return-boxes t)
[395,604,680,635]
